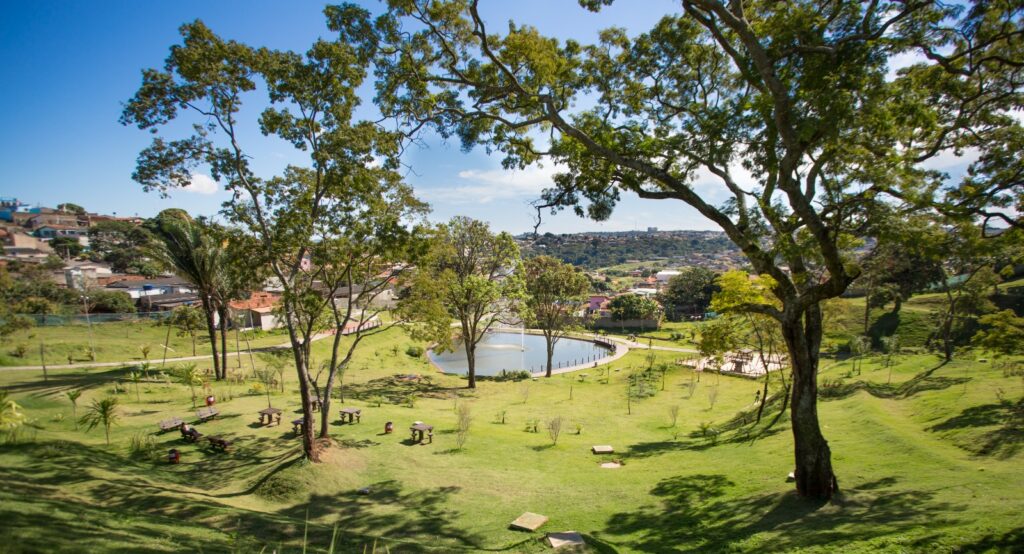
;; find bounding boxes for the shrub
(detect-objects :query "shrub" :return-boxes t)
[128,433,161,461]
[12,345,27,358]
[455,404,472,450]
[547,416,564,445]
[405,345,425,358]
[256,472,304,501]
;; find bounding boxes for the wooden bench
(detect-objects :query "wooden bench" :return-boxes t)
[158,417,184,432]
[207,436,232,452]
[292,418,304,434]
[196,407,219,422]
[410,422,433,443]
[180,426,203,443]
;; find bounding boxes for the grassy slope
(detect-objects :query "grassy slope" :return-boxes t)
[0,320,292,367]
[1,327,1022,553]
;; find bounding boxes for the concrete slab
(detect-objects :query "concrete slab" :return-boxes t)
[510,512,549,532]
[547,531,585,549]
[600,462,621,469]
[592,445,614,454]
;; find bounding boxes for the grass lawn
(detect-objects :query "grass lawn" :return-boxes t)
[1,326,1022,552]
[0,320,292,367]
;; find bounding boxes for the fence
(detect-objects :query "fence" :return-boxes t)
[8,312,174,326]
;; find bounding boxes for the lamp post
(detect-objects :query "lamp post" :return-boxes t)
[72,269,95,356]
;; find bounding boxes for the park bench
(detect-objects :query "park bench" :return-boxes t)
[180,426,203,443]
[158,417,184,432]
[292,418,304,434]
[207,436,232,452]
[196,407,219,422]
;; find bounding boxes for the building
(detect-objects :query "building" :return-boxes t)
[35,224,89,240]
[65,262,113,289]
[105,277,196,299]
[655,270,681,283]
[230,291,282,331]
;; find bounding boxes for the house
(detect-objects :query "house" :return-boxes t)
[105,277,196,299]
[64,262,113,289]
[2,246,51,261]
[35,224,89,240]
[0,198,28,222]
[1,227,53,251]
[655,270,681,283]
[26,212,86,230]
[139,292,202,311]
[230,291,282,331]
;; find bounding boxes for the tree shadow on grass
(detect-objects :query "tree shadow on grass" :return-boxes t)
[928,397,1024,458]
[277,479,484,552]
[819,362,966,401]
[598,474,957,552]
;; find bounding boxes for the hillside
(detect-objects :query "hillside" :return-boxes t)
[518,230,744,270]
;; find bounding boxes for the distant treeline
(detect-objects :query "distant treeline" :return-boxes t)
[519,232,738,269]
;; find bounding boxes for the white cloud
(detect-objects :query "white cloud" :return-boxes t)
[424,164,561,204]
[183,173,218,195]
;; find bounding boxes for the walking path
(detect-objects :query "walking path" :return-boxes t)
[0,332,336,372]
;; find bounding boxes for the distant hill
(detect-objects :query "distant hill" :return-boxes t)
[516,229,743,269]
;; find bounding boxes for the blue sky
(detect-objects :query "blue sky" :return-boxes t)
[0,1,976,234]
[0,0,730,234]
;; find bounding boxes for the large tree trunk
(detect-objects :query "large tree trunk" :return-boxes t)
[201,296,221,380]
[781,305,838,500]
[545,331,555,378]
[319,328,347,439]
[288,330,320,462]
[466,345,477,389]
[218,306,229,380]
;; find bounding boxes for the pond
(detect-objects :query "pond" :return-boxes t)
[428,331,613,376]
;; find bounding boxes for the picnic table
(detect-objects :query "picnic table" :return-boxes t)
[258,407,282,426]
[340,407,362,424]
[207,436,232,452]
[158,417,184,432]
[410,422,433,444]
[292,418,304,434]
[196,407,219,422]
[311,398,321,412]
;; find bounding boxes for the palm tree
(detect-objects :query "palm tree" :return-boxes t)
[176,363,203,408]
[127,371,142,402]
[80,397,120,445]
[66,389,82,429]
[149,219,227,379]
[0,391,27,439]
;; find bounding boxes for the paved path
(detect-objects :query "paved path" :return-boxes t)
[0,332,336,372]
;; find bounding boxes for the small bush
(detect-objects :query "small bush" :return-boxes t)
[128,433,161,461]
[405,345,425,358]
[12,345,27,358]
[455,404,472,450]
[547,416,564,445]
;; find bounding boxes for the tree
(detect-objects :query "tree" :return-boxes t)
[88,220,156,275]
[79,397,120,446]
[167,305,204,356]
[127,371,143,402]
[148,218,227,379]
[57,203,86,215]
[85,290,135,314]
[0,391,27,440]
[659,267,719,321]
[524,255,590,377]
[122,16,428,461]
[362,0,1023,499]
[400,217,525,389]
[66,390,82,429]
[50,236,83,259]
[608,294,660,322]
[928,223,1018,361]
[973,310,1024,361]
[175,363,203,408]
